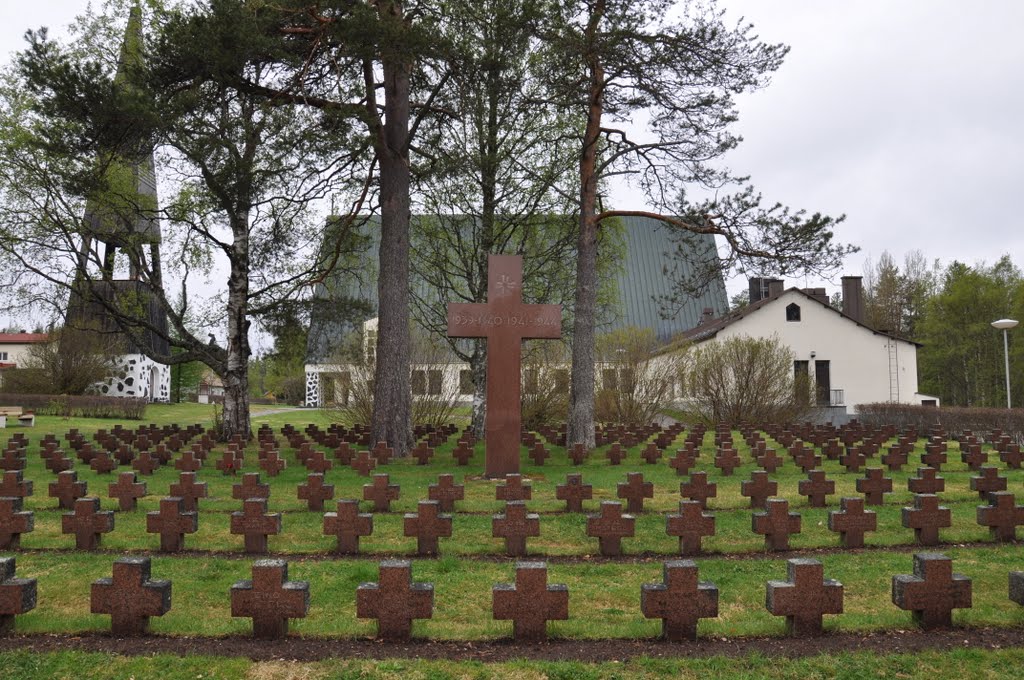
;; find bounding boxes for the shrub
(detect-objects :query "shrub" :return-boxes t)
[593,327,681,425]
[857,403,1024,443]
[682,334,811,426]
[521,340,570,431]
[0,393,147,419]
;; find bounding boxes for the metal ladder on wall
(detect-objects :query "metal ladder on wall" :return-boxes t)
[887,337,900,402]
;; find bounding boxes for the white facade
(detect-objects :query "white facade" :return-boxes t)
[95,353,171,403]
[0,333,49,367]
[684,289,937,411]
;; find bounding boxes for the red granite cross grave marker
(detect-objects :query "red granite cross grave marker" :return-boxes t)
[970,465,1007,499]
[668,447,698,475]
[0,497,33,549]
[892,552,971,629]
[175,449,203,473]
[351,450,376,477]
[640,560,718,641]
[493,501,541,556]
[0,470,31,499]
[146,497,198,552]
[298,473,335,511]
[856,467,893,506]
[828,496,877,548]
[766,558,843,636]
[976,491,1024,541]
[428,473,464,512]
[641,442,663,464]
[230,498,282,554]
[231,559,310,639]
[91,556,171,635]
[555,473,592,512]
[902,494,951,546]
[49,470,86,510]
[232,473,270,501]
[132,451,159,476]
[799,469,835,508]
[0,557,36,633]
[305,450,333,474]
[666,500,716,556]
[606,443,626,465]
[90,452,116,474]
[617,471,654,512]
[752,498,801,551]
[357,560,433,641]
[492,561,568,641]
[169,472,208,511]
[960,443,987,470]
[108,471,146,511]
[448,255,562,477]
[528,442,550,466]
[323,499,373,553]
[403,500,452,555]
[62,497,114,549]
[741,470,777,509]
[412,442,434,465]
[363,473,400,512]
[496,473,532,502]
[755,447,783,473]
[1000,444,1023,469]
[679,471,716,509]
[908,466,944,494]
[586,501,635,556]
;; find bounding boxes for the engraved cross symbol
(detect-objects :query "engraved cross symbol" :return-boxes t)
[494,274,518,295]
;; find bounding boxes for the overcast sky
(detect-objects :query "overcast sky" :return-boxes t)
[1,0,1022,326]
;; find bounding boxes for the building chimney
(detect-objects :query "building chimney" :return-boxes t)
[803,287,828,305]
[841,276,864,323]
[748,277,768,303]
[700,307,715,324]
[767,279,785,299]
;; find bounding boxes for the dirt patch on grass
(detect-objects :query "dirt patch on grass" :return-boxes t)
[2,626,1023,663]
[9,540,1008,565]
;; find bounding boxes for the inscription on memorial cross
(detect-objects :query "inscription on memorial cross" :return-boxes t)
[448,255,562,477]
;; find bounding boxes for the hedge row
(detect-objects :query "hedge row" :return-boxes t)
[0,393,147,419]
[857,403,1024,442]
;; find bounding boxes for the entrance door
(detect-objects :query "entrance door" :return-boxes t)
[815,360,831,406]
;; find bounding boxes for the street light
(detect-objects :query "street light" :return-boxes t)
[992,318,1019,408]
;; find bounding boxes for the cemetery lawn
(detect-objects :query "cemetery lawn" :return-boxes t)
[2,648,1024,679]
[5,406,1024,672]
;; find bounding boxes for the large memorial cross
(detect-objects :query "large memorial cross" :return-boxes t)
[447,255,562,477]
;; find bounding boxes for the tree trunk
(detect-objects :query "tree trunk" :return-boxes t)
[371,4,414,456]
[567,2,605,450]
[470,339,487,438]
[222,219,252,441]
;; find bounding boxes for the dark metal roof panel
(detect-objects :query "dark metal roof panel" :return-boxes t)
[604,215,727,341]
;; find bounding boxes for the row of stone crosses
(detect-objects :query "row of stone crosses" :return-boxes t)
[3,552,1023,642]
[3,415,1020,486]
[4,463,1024,555]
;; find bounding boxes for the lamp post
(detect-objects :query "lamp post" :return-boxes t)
[992,318,1019,408]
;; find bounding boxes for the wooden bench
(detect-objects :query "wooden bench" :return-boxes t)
[0,408,33,428]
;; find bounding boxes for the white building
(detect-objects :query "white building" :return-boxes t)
[678,276,939,415]
[0,333,49,369]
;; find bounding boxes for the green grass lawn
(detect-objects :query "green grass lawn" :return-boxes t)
[3,408,1024,676]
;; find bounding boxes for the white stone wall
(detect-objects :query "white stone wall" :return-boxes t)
[95,353,171,403]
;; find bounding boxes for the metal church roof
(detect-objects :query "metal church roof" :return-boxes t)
[305,214,727,363]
